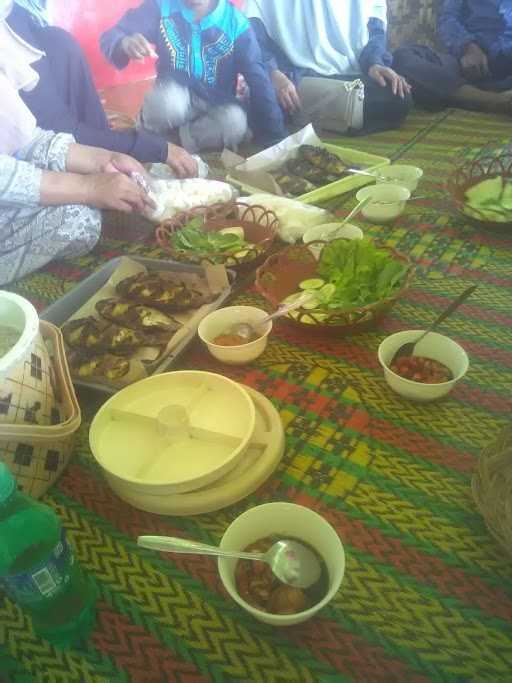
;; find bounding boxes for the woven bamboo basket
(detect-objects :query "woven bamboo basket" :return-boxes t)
[472,423,512,555]
[446,149,512,231]
[255,240,413,334]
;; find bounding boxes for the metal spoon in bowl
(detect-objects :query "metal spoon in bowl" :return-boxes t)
[348,167,389,182]
[230,293,315,342]
[319,196,371,240]
[137,535,323,589]
[391,285,477,364]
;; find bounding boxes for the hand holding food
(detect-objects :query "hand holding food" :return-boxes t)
[100,151,149,178]
[166,143,199,179]
[83,172,155,213]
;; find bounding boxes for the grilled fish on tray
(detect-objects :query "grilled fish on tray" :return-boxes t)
[62,317,168,353]
[273,172,316,197]
[66,349,131,381]
[95,298,181,334]
[297,144,348,176]
[115,272,211,312]
[286,159,337,186]
[271,144,350,196]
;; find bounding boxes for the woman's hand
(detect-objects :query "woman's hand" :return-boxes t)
[166,143,199,178]
[84,173,155,213]
[120,33,156,61]
[99,151,148,177]
[368,65,411,99]
[67,145,149,179]
[271,70,301,113]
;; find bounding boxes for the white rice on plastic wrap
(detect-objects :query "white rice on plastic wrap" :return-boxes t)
[147,179,236,222]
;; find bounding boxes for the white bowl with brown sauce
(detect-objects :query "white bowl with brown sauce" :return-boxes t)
[218,502,345,626]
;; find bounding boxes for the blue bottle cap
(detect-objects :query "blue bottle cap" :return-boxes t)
[0,462,15,503]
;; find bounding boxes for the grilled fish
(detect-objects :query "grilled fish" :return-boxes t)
[116,272,210,312]
[67,350,131,381]
[273,172,316,196]
[95,298,181,334]
[62,317,167,353]
[297,144,347,177]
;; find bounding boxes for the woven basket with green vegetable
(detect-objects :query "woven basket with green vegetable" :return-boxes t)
[447,150,512,230]
[256,238,413,334]
[155,202,278,268]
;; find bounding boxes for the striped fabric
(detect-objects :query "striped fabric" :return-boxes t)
[2,107,512,682]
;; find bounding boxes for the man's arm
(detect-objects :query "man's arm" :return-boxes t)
[234,27,288,146]
[438,0,476,58]
[100,0,160,70]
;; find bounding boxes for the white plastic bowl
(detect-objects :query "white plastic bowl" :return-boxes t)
[218,502,345,626]
[198,305,272,365]
[0,291,40,380]
[376,165,423,191]
[89,371,256,494]
[378,330,469,401]
[356,184,411,223]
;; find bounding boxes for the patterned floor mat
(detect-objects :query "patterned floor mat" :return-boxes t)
[2,108,512,683]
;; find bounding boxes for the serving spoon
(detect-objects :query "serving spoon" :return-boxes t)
[391,285,477,363]
[348,167,389,182]
[230,293,315,341]
[318,196,371,240]
[137,535,323,589]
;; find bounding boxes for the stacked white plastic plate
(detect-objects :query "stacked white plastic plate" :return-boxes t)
[89,371,285,515]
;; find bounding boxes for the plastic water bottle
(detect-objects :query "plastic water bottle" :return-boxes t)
[0,462,97,648]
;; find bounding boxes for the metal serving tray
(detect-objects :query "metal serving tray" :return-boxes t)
[41,256,235,394]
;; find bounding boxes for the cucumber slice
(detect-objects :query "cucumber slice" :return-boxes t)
[302,297,321,310]
[501,182,512,210]
[299,278,325,290]
[219,227,245,239]
[465,176,503,205]
[283,292,304,305]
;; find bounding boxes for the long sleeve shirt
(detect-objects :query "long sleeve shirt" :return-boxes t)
[101,0,286,145]
[438,0,512,59]
[7,4,168,164]
[246,0,391,79]
[0,129,72,209]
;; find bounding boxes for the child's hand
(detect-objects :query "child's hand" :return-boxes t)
[121,34,157,61]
